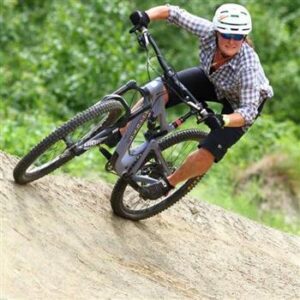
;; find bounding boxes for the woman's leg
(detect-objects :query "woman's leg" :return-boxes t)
[166,66,217,109]
[167,148,215,186]
[168,126,245,186]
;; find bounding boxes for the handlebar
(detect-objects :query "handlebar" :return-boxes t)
[130,26,209,118]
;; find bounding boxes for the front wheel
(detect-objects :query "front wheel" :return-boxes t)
[110,129,208,220]
[13,100,124,184]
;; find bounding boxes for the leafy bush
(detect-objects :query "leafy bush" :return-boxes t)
[1,0,149,116]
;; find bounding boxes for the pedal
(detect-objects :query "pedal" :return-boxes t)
[99,146,112,161]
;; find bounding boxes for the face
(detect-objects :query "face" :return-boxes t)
[217,32,245,57]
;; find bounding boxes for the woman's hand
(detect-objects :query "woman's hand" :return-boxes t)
[129,11,150,28]
[130,6,170,29]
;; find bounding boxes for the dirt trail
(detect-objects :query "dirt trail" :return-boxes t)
[1,151,300,299]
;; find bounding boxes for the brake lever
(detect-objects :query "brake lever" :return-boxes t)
[129,26,138,34]
[129,25,147,34]
[129,26,149,50]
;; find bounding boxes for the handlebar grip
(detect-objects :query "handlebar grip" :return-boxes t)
[129,11,150,28]
[130,11,143,26]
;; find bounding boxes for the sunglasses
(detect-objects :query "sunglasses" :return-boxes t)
[220,33,245,41]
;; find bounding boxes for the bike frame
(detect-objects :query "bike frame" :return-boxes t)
[114,78,173,182]
[79,27,210,185]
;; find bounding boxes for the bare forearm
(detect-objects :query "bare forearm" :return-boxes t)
[224,113,246,127]
[146,5,170,20]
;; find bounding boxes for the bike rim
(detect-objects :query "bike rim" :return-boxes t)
[120,136,200,213]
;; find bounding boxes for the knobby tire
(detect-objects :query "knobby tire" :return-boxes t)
[13,100,123,184]
[110,129,207,220]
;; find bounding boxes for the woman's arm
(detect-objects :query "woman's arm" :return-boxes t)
[224,113,246,127]
[142,5,212,38]
[146,5,170,20]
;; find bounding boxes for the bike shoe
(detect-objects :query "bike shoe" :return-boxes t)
[140,177,174,200]
[104,130,122,148]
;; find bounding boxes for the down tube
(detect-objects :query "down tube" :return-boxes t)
[113,108,149,175]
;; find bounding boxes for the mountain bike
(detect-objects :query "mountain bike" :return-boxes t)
[13,23,212,221]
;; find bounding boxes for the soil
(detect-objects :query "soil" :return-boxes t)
[1,151,300,299]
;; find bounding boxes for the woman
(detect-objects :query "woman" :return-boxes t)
[130,4,274,199]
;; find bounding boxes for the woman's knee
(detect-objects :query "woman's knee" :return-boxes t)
[195,148,215,162]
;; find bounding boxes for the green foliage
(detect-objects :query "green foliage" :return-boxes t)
[247,0,300,124]
[1,106,58,157]
[1,0,148,117]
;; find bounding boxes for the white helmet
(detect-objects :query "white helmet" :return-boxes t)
[213,3,252,35]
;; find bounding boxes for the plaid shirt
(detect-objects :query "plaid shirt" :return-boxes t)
[167,5,274,128]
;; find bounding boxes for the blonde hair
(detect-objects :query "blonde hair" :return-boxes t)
[245,36,254,48]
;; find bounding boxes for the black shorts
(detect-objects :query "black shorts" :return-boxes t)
[165,67,265,162]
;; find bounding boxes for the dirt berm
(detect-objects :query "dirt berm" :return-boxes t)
[1,151,300,299]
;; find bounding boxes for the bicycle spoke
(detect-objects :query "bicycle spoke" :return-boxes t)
[123,187,163,210]
[27,112,112,172]
[117,137,199,213]
[27,140,69,173]
[63,136,73,148]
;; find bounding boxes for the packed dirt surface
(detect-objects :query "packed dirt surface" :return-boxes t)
[1,151,300,299]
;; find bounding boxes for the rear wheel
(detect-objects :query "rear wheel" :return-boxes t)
[13,100,124,184]
[110,129,207,220]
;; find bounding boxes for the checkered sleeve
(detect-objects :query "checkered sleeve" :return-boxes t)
[167,5,213,38]
[235,66,261,125]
